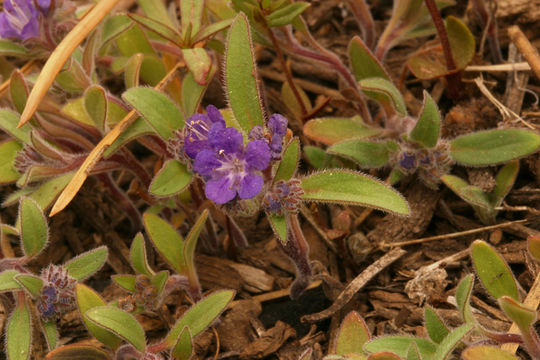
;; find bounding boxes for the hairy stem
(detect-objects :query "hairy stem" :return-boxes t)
[345,0,376,49]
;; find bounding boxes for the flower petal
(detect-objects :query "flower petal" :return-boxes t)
[205,105,225,127]
[268,114,288,136]
[194,149,220,177]
[246,140,270,170]
[209,126,243,153]
[238,173,264,199]
[205,176,236,204]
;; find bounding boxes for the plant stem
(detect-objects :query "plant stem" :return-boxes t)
[424,0,461,99]
[345,0,376,49]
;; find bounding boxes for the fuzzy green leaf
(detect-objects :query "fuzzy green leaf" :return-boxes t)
[151,270,169,294]
[0,140,22,184]
[149,160,193,197]
[409,91,440,148]
[19,197,48,257]
[129,13,182,46]
[0,270,22,292]
[0,108,31,144]
[123,53,143,89]
[359,77,407,116]
[424,306,449,344]
[274,137,300,182]
[7,298,32,360]
[364,336,437,359]
[432,323,474,360]
[122,87,184,140]
[192,18,233,44]
[171,326,193,360]
[450,129,540,166]
[301,170,410,215]
[471,240,519,301]
[86,306,146,352]
[182,48,212,85]
[104,117,153,158]
[181,0,203,42]
[348,36,390,81]
[499,296,536,333]
[462,345,519,360]
[0,39,28,57]
[335,311,370,355]
[441,175,492,209]
[144,212,186,274]
[327,140,394,168]
[267,213,287,244]
[10,70,29,114]
[138,0,175,28]
[84,85,108,131]
[64,246,108,281]
[491,161,519,207]
[303,116,381,145]
[15,274,43,297]
[528,235,540,263]
[130,233,155,277]
[111,275,137,292]
[225,13,264,133]
[41,320,58,350]
[45,343,112,360]
[184,209,208,289]
[166,290,235,345]
[455,274,476,324]
[76,284,123,350]
[267,2,311,27]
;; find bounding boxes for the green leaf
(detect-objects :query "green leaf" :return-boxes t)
[76,284,123,350]
[455,274,476,324]
[450,129,540,166]
[19,197,49,257]
[64,246,108,281]
[130,233,155,277]
[45,343,112,360]
[491,161,519,207]
[123,87,184,140]
[471,240,519,300]
[151,270,169,294]
[84,85,108,132]
[327,140,393,168]
[56,58,91,93]
[0,139,22,184]
[192,18,234,44]
[528,235,540,262]
[170,326,193,360]
[143,212,186,274]
[462,345,519,360]
[364,337,437,359]
[182,48,213,85]
[225,13,264,133]
[111,275,137,292]
[301,170,410,215]
[274,137,300,182]
[10,70,29,114]
[406,343,421,360]
[15,274,43,297]
[116,23,155,57]
[0,108,32,144]
[41,320,58,350]
[303,145,339,169]
[166,290,235,345]
[104,117,154,158]
[267,213,287,244]
[368,353,401,360]
[182,71,208,118]
[432,323,474,360]
[424,306,449,344]
[335,311,370,355]
[7,298,32,360]
[348,36,390,81]
[181,0,204,42]
[86,306,146,352]
[409,91,440,148]
[27,172,73,210]
[149,160,193,197]
[138,0,175,28]
[267,2,311,27]
[0,39,28,57]
[129,13,182,46]
[303,116,381,145]
[101,15,133,48]
[184,210,208,278]
[499,296,536,333]
[359,77,407,116]
[441,175,492,209]
[0,270,22,292]
[123,53,143,89]
[407,16,475,80]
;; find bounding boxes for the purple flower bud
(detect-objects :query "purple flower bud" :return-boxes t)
[263,179,304,215]
[398,151,417,173]
[38,264,77,320]
[268,114,288,137]
[0,0,41,41]
[248,125,264,140]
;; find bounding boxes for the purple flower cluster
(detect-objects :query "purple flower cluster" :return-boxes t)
[263,179,304,215]
[395,141,454,186]
[249,114,288,159]
[0,0,50,41]
[185,106,272,204]
[37,264,76,320]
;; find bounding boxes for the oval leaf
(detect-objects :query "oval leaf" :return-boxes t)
[327,140,393,168]
[86,306,146,352]
[143,212,186,274]
[19,197,49,257]
[450,129,540,166]
[225,13,264,133]
[274,137,300,182]
[15,274,43,297]
[471,240,519,301]
[0,139,22,184]
[349,36,390,81]
[409,91,440,148]
[149,160,193,197]
[64,246,108,281]
[301,170,410,215]
[359,77,407,116]
[304,116,381,145]
[7,297,32,360]
[171,326,193,360]
[335,311,370,355]
[130,233,155,277]
[432,323,474,360]
[0,270,22,292]
[424,306,449,344]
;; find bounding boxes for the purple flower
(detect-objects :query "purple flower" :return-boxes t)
[263,179,303,215]
[184,105,226,159]
[0,0,42,41]
[398,151,417,173]
[193,125,271,204]
[38,264,77,320]
[248,114,289,159]
[268,114,288,137]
